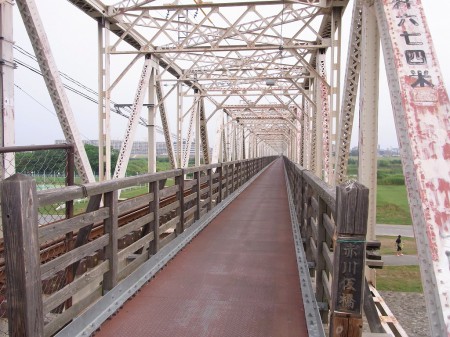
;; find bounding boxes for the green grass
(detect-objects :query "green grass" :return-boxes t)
[377,185,412,225]
[376,265,423,292]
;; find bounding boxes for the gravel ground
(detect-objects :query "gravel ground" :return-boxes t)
[378,291,430,337]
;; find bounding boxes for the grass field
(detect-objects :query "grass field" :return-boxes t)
[376,185,412,225]
[376,265,423,292]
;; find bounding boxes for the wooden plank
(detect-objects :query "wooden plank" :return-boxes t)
[311,195,319,214]
[199,175,209,185]
[159,184,179,199]
[41,235,109,280]
[310,217,318,241]
[43,261,109,314]
[117,213,154,238]
[118,248,149,280]
[160,201,180,216]
[184,192,197,203]
[44,286,102,337]
[363,279,386,333]
[323,242,333,273]
[322,270,331,301]
[39,208,109,244]
[159,216,180,234]
[159,232,176,248]
[302,170,336,211]
[323,213,335,239]
[117,193,154,215]
[103,190,119,291]
[184,179,196,189]
[184,206,196,218]
[118,232,154,261]
[309,236,317,263]
[1,174,44,336]
[176,173,185,234]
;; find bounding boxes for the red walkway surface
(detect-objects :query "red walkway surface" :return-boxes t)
[94,159,307,337]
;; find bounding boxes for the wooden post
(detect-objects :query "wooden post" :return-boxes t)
[330,181,369,337]
[176,170,185,234]
[207,168,212,211]
[148,180,160,255]
[217,165,223,204]
[230,163,235,193]
[103,190,118,292]
[224,164,229,198]
[1,174,44,336]
[194,171,201,220]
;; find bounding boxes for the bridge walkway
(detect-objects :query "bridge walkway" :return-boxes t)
[94,159,308,336]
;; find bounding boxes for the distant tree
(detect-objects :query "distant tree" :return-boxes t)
[84,144,119,175]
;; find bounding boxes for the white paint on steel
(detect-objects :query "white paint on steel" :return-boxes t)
[113,57,152,179]
[16,0,95,183]
[358,1,380,285]
[334,0,364,185]
[376,0,450,334]
[0,0,15,178]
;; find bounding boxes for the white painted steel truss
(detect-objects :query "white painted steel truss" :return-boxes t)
[8,0,450,333]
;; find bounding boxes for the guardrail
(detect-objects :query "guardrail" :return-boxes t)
[0,156,275,337]
[283,157,385,336]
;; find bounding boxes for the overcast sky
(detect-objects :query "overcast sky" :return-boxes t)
[11,0,450,149]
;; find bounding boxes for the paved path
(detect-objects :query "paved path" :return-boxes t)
[375,224,418,265]
[94,159,308,337]
[376,224,414,237]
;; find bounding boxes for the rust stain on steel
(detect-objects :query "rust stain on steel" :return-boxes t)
[94,159,308,337]
[381,0,450,333]
[383,0,450,256]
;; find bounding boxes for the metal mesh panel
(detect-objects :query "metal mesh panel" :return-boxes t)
[0,144,74,336]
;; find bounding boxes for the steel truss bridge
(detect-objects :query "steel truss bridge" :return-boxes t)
[0,0,449,336]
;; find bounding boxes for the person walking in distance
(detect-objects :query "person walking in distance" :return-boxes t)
[396,235,403,256]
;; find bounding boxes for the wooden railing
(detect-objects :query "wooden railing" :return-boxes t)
[284,157,385,336]
[0,157,275,337]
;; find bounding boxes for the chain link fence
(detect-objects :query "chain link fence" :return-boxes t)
[0,144,75,336]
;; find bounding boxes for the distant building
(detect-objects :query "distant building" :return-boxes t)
[55,140,211,157]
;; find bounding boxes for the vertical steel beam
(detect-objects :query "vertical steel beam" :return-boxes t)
[177,82,183,167]
[0,0,15,178]
[199,97,210,164]
[195,91,201,166]
[212,109,224,163]
[334,0,364,185]
[148,66,156,173]
[113,56,152,179]
[312,78,322,177]
[330,6,343,184]
[182,91,197,168]
[376,1,450,334]
[97,19,111,181]
[358,1,380,285]
[317,50,330,182]
[155,74,177,169]
[16,0,95,183]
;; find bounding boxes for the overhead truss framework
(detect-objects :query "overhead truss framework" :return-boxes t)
[65,0,346,173]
